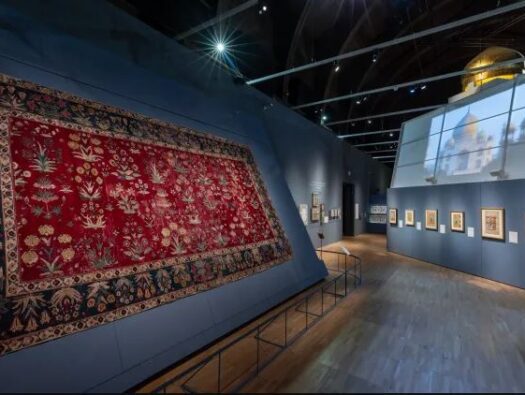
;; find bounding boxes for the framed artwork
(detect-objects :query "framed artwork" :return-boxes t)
[370,205,387,214]
[311,206,320,222]
[425,209,438,230]
[481,208,505,241]
[369,214,387,224]
[299,204,308,226]
[389,208,398,225]
[311,193,320,207]
[450,211,465,232]
[405,209,415,226]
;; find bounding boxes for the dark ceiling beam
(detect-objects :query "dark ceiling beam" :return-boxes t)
[328,105,442,125]
[175,0,258,40]
[355,140,399,147]
[321,0,384,113]
[246,1,525,85]
[338,129,401,139]
[345,0,463,123]
[293,57,524,110]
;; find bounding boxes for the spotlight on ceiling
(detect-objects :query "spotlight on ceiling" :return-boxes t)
[389,132,394,137]
[421,85,427,90]
[367,119,372,124]
[356,100,361,105]
[335,65,340,72]
[409,87,416,94]
[215,42,226,53]
[372,52,378,63]
[322,115,328,121]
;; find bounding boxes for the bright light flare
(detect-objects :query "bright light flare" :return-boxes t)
[216,42,226,53]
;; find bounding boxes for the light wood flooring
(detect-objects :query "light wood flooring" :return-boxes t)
[139,234,525,393]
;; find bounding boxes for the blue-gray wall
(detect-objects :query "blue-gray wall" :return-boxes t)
[264,105,392,249]
[0,1,332,392]
[0,1,391,391]
[388,179,525,288]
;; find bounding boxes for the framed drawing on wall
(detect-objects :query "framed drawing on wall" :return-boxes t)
[405,209,415,226]
[389,208,397,225]
[450,211,465,232]
[312,193,320,207]
[481,208,505,241]
[311,206,320,222]
[425,209,438,230]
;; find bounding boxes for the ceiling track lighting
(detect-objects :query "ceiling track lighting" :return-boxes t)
[259,3,268,14]
[247,2,525,86]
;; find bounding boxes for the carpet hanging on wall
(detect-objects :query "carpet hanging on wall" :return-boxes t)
[0,74,292,355]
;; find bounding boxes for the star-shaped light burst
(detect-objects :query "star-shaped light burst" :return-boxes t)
[197,25,247,78]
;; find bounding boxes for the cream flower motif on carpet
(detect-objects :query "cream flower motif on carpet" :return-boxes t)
[24,235,40,248]
[21,250,38,266]
[38,225,54,236]
[61,248,75,262]
[58,234,72,244]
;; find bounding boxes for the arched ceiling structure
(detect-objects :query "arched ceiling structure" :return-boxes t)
[112,0,525,166]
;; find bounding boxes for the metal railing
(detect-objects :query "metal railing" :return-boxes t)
[151,249,362,394]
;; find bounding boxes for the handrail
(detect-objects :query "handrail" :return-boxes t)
[150,248,362,394]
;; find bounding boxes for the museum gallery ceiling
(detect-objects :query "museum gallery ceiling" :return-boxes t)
[114,0,525,164]
[0,74,292,355]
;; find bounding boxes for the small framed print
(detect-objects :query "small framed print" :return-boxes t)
[405,209,415,226]
[450,211,465,233]
[389,208,398,225]
[311,206,320,222]
[312,193,320,207]
[481,208,505,241]
[425,209,438,231]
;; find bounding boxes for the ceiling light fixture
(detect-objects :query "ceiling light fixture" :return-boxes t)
[335,65,340,72]
[216,42,226,53]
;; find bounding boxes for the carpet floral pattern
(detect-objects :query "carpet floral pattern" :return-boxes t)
[0,74,292,355]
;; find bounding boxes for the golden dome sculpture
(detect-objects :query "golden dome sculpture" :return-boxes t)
[461,46,524,91]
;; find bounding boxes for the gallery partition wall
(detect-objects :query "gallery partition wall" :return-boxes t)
[388,74,525,289]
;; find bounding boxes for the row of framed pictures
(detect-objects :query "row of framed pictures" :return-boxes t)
[368,205,387,224]
[388,208,505,240]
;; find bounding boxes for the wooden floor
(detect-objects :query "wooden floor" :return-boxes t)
[244,234,525,393]
[140,234,525,393]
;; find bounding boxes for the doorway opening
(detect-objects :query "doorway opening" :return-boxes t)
[343,183,355,236]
